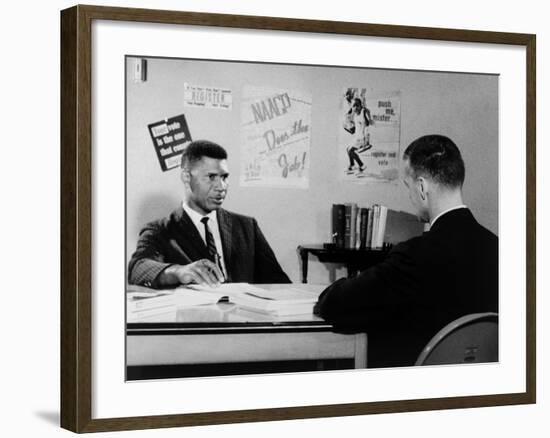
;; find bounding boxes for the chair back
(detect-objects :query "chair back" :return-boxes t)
[415,312,498,366]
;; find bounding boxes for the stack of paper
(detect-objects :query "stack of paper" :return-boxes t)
[127,287,177,321]
[229,287,320,316]
[127,283,324,320]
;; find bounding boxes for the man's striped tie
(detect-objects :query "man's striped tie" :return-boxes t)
[200,217,218,263]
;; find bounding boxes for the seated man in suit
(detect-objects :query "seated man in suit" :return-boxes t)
[315,134,498,368]
[128,140,291,288]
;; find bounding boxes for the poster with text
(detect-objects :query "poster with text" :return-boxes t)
[147,114,192,171]
[240,86,311,188]
[183,82,233,110]
[338,88,401,183]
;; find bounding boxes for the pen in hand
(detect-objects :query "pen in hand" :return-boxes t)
[216,253,226,283]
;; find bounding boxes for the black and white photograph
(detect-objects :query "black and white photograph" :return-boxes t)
[3,0,547,435]
[49,2,538,433]
[125,56,499,380]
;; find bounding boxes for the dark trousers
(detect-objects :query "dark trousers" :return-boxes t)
[347,146,363,168]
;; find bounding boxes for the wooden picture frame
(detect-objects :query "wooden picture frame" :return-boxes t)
[60,4,536,432]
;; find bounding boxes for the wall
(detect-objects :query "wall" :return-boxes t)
[127,57,498,282]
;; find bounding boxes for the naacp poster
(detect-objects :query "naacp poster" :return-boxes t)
[338,88,401,183]
[240,86,311,189]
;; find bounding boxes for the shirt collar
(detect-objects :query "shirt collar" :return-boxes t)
[430,205,468,227]
[182,202,217,228]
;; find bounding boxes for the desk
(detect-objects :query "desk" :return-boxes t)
[126,284,367,379]
[297,244,389,283]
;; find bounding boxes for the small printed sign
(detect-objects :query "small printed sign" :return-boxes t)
[147,114,192,172]
[183,83,233,110]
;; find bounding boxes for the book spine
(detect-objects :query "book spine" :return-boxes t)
[344,204,352,248]
[331,204,339,245]
[332,204,346,248]
[359,207,368,249]
[355,207,362,249]
[365,207,374,249]
[371,205,380,249]
[350,203,357,249]
[377,205,388,248]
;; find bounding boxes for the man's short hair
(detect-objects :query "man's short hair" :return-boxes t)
[403,134,465,188]
[181,140,228,169]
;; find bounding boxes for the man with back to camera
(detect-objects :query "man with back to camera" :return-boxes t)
[315,134,498,367]
[128,140,291,288]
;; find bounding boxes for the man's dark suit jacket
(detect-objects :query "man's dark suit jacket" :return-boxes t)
[315,208,498,368]
[128,207,291,287]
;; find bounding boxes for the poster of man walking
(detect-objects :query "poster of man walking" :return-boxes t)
[339,88,401,183]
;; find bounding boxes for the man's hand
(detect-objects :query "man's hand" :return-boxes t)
[162,259,224,287]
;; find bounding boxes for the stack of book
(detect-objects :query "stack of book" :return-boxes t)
[127,285,177,321]
[332,203,389,250]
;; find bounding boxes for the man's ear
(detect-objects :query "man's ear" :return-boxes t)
[418,177,427,201]
[181,169,191,187]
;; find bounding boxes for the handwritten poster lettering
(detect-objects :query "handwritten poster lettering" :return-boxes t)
[339,88,401,183]
[147,114,192,172]
[240,86,311,188]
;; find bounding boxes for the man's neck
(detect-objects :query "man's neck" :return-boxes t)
[428,190,465,225]
[429,190,464,218]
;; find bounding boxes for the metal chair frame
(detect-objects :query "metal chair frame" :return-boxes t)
[415,312,498,366]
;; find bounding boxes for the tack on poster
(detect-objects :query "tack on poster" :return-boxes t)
[240,86,311,189]
[147,114,193,171]
[339,88,401,183]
